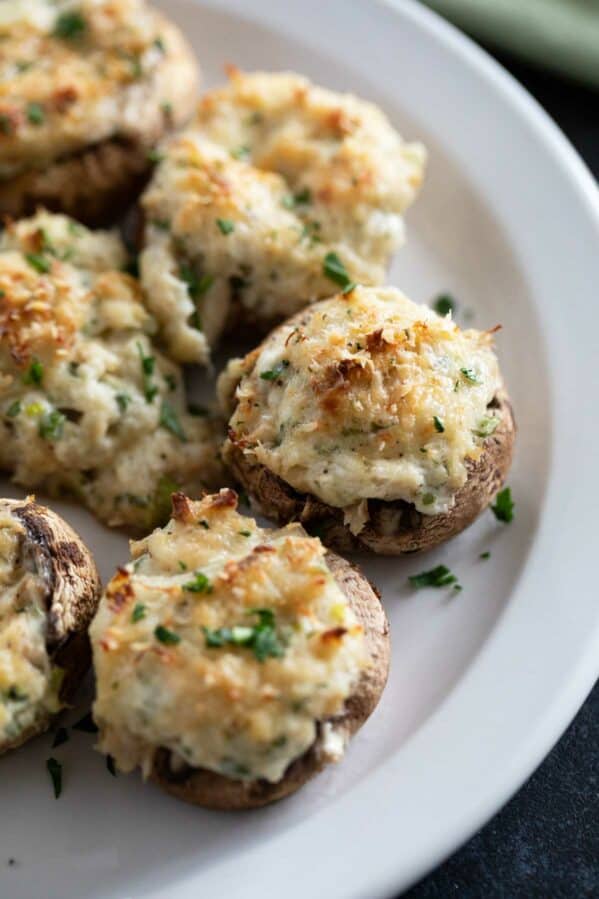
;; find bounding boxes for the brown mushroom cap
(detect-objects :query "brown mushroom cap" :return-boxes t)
[0,497,101,754]
[223,390,515,556]
[150,550,390,810]
[0,139,152,227]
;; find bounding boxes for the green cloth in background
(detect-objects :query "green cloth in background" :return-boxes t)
[423,0,599,89]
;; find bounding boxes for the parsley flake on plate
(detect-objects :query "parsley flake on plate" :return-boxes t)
[408,565,458,589]
[491,487,514,523]
[46,757,63,798]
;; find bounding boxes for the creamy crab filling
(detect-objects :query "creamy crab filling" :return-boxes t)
[91,493,366,782]
[0,513,61,745]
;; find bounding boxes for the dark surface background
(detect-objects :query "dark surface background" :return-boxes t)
[402,45,599,899]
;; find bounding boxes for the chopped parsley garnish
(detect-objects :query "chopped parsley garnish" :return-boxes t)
[136,342,157,403]
[115,393,130,413]
[480,551,491,560]
[475,417,499,437]
[73,712,98,733]
[153,36,166,52]
[433,415,445,433]
[159,400,187,441]
[323,251,355,292]
[6,401,21,418]
[409,565,458,589]
[146,148,164,163]
[282,188,312,209]
[53,10,86,39]
[38,409,66,441]
[203,608,284,663]
[46,757,62,798]
[260,359,289,381]
[239,530,251,537]
[199,519,210,529]
[152,475,180,521]
[230,145,251,160]
[216,218,235,235]
[432,293,456,316]
[52,727,69,748]
[491,487,514,523]
[182,571,212,593]
[151,218,170,231]
[178,560,187,570]
[106,755,117,776]
[154,625,181,645]
[128,55,143,78]
[7,686,27,701]
[25,252,50,274]
[131,603,146,623]
[422,493,435,506]
[26,102,45,125]
[179,265,214,300]
[460,367,481,384]
[68,361,80,376]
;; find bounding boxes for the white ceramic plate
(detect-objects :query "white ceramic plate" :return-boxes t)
[2,1,599,897]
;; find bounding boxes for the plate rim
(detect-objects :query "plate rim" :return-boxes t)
[133,3,599,896]
[142,1,599,895]
[8,1,599,896]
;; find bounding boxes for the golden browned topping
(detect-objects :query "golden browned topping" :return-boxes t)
[0,0,198,178]
[140,69,426,363]
[220,286,502,531]
[91,491,366,782]
[0,211,223,531]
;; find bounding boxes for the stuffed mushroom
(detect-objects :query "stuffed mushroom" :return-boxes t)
[0,496,100,754]
[139,68,426,364]
[90,489,389,809]
[0,0,199,224]
[0,210,224,533]
[219,286,515,555]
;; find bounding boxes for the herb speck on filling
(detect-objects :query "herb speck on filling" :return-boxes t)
[53,10,86,40]
[25,252,50,274]
[323,251,355,293]
[154,625,181,645]
[230,145,251,161]
[260,359,289,381]
[131,603,146,623]
[203,608,285,662]
[433,415,445,433]
[26,102,45,125]
[38,409,66,441]
[460,367,481,384]
[159,400,187,442]
[136,342,157,403]
[182,571,212,593]
[23,359,44,386]
[216,218,235,235]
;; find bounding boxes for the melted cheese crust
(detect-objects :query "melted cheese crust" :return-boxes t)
[140,69,426,363]
[91,490,366,783]
[0,508,60,746]
[0,0,198,177]
[0,211,223,531]
[220,286,502,529]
